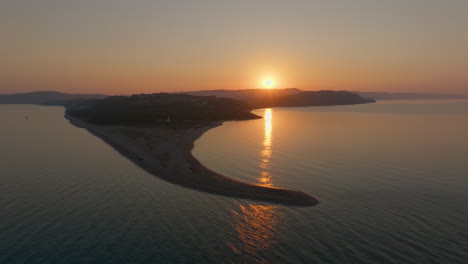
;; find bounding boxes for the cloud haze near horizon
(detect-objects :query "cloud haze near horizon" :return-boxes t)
[1,0,467,95]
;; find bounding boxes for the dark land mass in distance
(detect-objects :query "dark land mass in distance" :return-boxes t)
[2,89,468,106]
[62,91,375,206]
[2,90,377,205]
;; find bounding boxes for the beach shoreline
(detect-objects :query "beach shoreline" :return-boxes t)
[65,114,319,206]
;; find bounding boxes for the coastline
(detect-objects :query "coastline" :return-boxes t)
[65,114,319,206]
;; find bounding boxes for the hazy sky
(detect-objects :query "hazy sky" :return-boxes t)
[1,0,467,94]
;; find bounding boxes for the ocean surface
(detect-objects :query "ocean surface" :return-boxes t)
[1,100,468,263]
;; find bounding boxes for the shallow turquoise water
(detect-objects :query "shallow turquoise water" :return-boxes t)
[1,100,468,263]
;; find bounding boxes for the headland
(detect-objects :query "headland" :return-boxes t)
[62,91,374,206]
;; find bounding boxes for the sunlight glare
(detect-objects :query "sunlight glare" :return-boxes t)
[262,78,275,89]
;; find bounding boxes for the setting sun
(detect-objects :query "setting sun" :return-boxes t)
[262,78,275,89]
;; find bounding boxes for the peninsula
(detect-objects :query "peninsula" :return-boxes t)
[64,91,373,206]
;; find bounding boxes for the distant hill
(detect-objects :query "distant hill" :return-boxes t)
[179,88,374,108]
[355,91,468,100]
[1,89,376,108]
[0,91,107,105]
[274,90,375,107]
[180,88,301,102]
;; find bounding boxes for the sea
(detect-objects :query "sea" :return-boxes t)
[1,100,467,263]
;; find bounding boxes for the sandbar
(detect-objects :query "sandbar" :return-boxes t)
[66,114,319,206]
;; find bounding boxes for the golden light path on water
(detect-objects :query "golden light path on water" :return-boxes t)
[230,109,280,261]
[259,108,273,186]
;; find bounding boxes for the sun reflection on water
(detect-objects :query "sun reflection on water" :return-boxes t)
[260,109,273,186]
[230,109,279,261]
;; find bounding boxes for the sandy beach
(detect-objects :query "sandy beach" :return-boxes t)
[66,114,319,206]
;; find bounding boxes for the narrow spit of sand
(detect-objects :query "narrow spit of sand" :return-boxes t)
[66,114,318,206]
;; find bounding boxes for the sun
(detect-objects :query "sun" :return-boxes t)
[262,78,275,89]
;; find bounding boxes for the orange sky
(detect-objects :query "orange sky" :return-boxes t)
[1,1,467,95]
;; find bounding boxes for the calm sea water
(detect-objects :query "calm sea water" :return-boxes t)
[1,100,468,263]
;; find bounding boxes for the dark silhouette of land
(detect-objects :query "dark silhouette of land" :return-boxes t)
[3,89,468,106]
[60,91,377,206]
[0,89,375,108]
[63,93,324,206]
[66,93,260,125]
[179,88,302,103]
[354,91,468,100]
[65,91,374,126]
[180,89,375,108]
[4,90,377,206]
[16,88,467,205]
